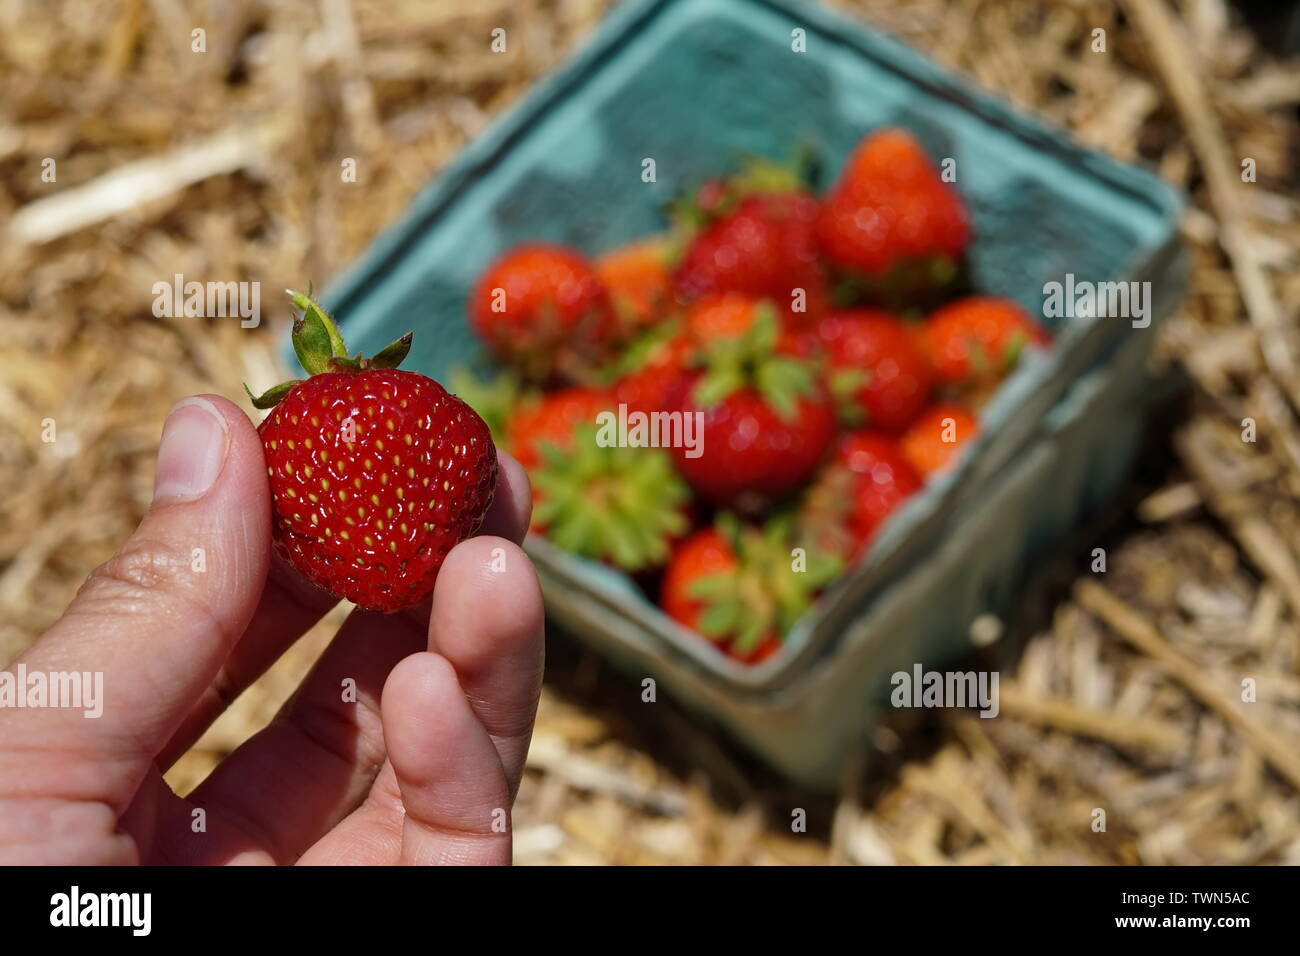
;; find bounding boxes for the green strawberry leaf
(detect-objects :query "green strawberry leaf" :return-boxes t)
[370,332,413,369]
[244,380,302,410]
[289,288,350,374]
[692,364,746,408]
[532,426,689,572]
[1003,333,1027,371]
[698,599,742,640]
[754,356,812,421]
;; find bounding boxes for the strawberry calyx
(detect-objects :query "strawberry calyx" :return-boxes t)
[244,288,415,410]
[689,302,815,421]
[687,513,839,656]
[532,423,690,571]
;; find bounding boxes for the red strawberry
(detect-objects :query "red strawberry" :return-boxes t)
[681,293,765,344]
[595,237,673,332]
[248,291,497,613]
[663,308,836,512]
[661,516,839,664]
[470,243,618,383]
[506,386,613,472]
[682,295,810,361]
[818,128,969,280]
[901,403,980,476]
[814,309,933,431]
[609,296,802,420]
[673,191,828,326]
[919,296,1049,387]
[798,432,921,561]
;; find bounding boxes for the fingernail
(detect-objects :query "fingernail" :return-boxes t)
[153,397,229,503]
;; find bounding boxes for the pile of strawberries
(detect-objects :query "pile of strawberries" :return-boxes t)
[461,127,1049,665]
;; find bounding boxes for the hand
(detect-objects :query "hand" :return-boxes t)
[0,395,543,865]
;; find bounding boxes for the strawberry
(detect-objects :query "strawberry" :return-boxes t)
[797,432,921,561]
[503,385,690,567]
[919,296,1049,387]
[669,154,812,228]
[660,516,839,664]
[672,191,828,326]
[663,307,836,512]
[506,386,613,472]
[605,295,794,418]
[470,243,618,383]
[531,423,691,572]
[247,291,497,613]
[901,403,980,476]
[595,237,673,332]
[818,128,969,291]
[610,327,693,416]
[683,293,770,345]
[681,295,812,362]
[814,309,933,432]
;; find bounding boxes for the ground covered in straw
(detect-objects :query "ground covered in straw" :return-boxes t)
[2,0,1299,864]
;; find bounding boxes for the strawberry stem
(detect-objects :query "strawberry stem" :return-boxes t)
[243,288,417,411]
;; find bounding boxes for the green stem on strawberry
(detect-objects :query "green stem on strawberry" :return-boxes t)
[245,289,416,409]
[532,423,689,572]
[689,513,840,655]
[828,366,871,426]
[690,303,814,421]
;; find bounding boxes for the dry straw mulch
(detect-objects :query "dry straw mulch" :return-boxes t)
[2,0,1299,864]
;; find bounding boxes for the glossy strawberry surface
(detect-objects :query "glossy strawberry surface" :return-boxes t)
[470,243,617,382]
[815,309,934,431]
[664,372,836,511]
[673,192,827,325]
[817,128,970,276]
[260,369,497,612]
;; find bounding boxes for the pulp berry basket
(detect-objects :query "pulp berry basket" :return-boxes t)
[306,0,1188,788]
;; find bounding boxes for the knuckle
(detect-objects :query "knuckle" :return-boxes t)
[76,538,226,642]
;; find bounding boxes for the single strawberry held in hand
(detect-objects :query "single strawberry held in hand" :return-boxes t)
[248,290,497,613]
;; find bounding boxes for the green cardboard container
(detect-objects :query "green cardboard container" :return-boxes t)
[303,0,1188,788]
